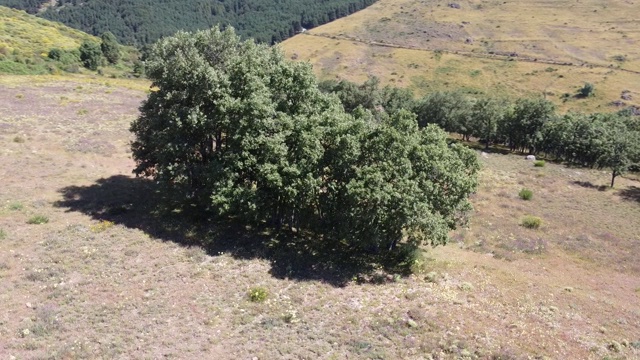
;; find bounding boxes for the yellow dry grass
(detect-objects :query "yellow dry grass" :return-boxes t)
[0,73,150,92]
[280,0,640,113]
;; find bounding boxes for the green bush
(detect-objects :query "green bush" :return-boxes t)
[533,160,545,167]
[8,202,23,210]
[79,41,102,70]
[48,48,63,60]
[27,215,49,225]
[518,188,533,200]
[578,82,594,98]
[0,229,6,240]
[248,287,268,302]
[521,216,542,229]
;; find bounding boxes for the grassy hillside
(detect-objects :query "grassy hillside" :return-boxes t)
[0,6,98,74]
[280,0,640,113]
[0,6,97,54]
[0,6,139,76]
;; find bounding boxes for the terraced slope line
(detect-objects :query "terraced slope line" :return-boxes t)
[281,0,640,113]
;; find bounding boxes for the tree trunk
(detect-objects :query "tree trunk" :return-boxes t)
[611,170,617,188]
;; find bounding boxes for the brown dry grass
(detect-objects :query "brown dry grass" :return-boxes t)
[280,0,640,113]
[0,78,639,359]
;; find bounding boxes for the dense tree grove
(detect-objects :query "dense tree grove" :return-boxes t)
[130,27,480,261]
[0,0,377,45]
[316,81,639,188]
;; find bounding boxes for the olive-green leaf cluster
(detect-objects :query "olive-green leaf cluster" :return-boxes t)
[79,40,102,70]
[130,27,479,256]
[100,31,121,64]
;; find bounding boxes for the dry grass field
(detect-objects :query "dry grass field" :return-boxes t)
[280,0,640,113]
[1,76,639,359]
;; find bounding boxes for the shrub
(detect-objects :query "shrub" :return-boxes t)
[47,48,63,60]
[100,31,121,64]
[90,220,114,233]
[0,229,6,240]
[518,188,533,200]
[248,287,268,302]
[27,215,49,225]
[79,41,102,70]
[533,160,545,167]
[578,82,594,98]
[521,216,542,229]
[9,202,23,210]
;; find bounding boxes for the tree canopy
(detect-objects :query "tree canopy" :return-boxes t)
[130,27,479,264]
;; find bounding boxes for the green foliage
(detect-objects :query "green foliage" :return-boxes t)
[27,215,49,224]
[8,202,23,210]
[413,91,473,138]
[521,216,542,229]
[470,97,505,148]
[540,112,640,187]
[318,76,415,116]
[533,160,545,167]
[578,82,594,98]
[518,188,533,200]
[248,287,268,302]
[48,48,63,60]
[130,27,480,266]
[0,228,5,240]
[502,97,556,153]
[79,41,101,70]
[3,0,377,45]
[594,114,640,187]
[100,31,120,64]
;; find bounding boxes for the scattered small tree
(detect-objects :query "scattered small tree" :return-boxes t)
[100,31,121,64]
[595,115,639,187]
[79,41,102,70]
[578,82,594,98]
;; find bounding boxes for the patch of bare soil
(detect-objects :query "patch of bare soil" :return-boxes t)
[0,79,638,359]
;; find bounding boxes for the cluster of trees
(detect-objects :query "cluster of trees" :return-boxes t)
[46,31,143,75]
[1,0,376,45]
[130,27,480,261]
[318,79,640,187]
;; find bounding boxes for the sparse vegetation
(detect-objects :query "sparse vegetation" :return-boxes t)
[27,215,49,224]
[89,220,114,233]
[9,202,23,210]
[521,215,542,229]
[534,160,545,167]
[0,228,6,240]
[518,188,533,200]
[248,287,269,302]
[2,3,640,358]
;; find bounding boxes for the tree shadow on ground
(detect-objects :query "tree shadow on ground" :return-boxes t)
[618,186,640,203]
[55,175,410,287]
[571,180,608,191]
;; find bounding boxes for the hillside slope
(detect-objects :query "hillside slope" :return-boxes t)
[280,0,640,113]
[0,6,97,56]
[0,0,377,45]
[0,6,141,76]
